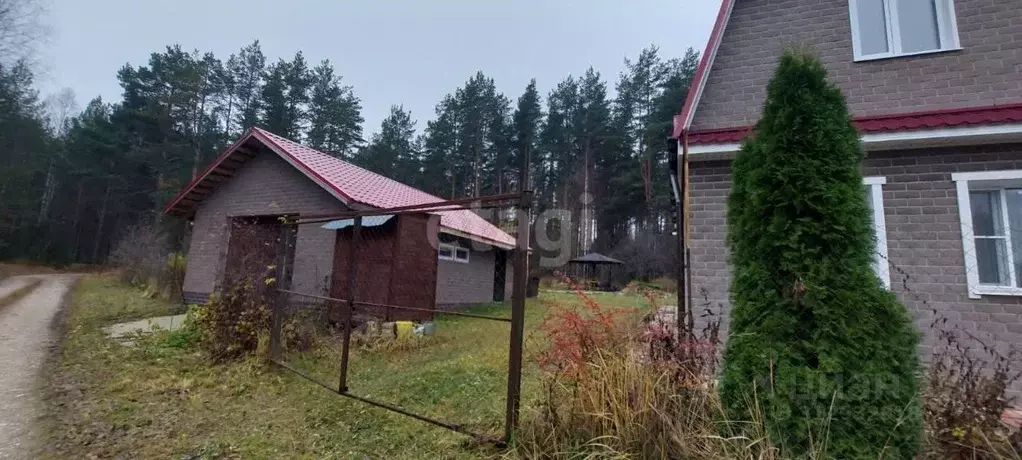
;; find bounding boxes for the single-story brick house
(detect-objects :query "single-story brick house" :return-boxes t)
[673,0,1022,393]
[164,128,515,312]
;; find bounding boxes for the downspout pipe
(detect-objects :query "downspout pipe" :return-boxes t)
[668,131,692,337]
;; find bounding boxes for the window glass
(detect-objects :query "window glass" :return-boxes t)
[897,0,941,53]
[970,191,1003,236]
[455,248,469,262]
[439,246,454,259]
[975,238,1010,285]
[857,0,891,55]
[1006,189,1022,286]
[971,191,1010,285]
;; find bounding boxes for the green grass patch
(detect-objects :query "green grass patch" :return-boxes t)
[39,274,659,459]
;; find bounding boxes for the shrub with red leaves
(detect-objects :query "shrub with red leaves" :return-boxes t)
[534,272,638,379]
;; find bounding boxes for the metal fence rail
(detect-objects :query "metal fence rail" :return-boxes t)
[266,189,530,445]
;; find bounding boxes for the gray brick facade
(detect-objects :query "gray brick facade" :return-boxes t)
[689,143,1022,394]
[436,247,504,306]
[182,151,347,299]
[690,0,1022,132]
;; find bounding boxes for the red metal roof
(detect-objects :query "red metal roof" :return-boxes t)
[855,103,1022,133]
[688,103,1022,145]
[164,128,516,248]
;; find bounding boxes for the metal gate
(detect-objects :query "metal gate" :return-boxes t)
[267,190,531,445]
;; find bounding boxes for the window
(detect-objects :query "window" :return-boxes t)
[848,0,961,61]
[438,243,470,263]
[865,177,892,289]
[953,170,1022,298]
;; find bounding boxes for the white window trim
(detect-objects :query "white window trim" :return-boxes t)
[438,243,470,264]
[953,170,1022,298]
[865,177,892,289]
[848,0,962,62]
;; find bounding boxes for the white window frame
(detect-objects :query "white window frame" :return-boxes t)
[865,177,892,289]
[438,243,470,264]
[848,0,962,62]
[953,170,1022,298]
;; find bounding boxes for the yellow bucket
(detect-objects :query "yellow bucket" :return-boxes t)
[395,321,414,340]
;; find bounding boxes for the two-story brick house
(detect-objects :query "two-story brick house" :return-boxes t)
[675,0,1022,392]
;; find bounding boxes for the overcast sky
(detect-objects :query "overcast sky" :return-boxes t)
[36,0,720,136]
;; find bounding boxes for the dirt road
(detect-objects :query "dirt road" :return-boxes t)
[0,275,77,459]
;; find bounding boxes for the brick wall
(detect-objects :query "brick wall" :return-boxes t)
[689,143,1022,394]
[690,0,1022,132]
[436,245,500,306]
[182,146,347,300]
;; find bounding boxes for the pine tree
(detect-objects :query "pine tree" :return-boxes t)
[356,105,416,177]
[260,59,290,136]
[217,53,239,137]
[283,51,312,139]
[421,95,459,197]
[510,79,542,193]
[720,49,921,459]
[573,68,612,254]
[230,40,265,131]
[307,59,363,159]
[539,76,578,209]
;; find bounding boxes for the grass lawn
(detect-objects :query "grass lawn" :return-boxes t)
[40,275,657,459]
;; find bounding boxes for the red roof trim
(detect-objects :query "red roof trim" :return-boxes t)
[162,129,256,215]
[856,103,1022,121]
[688,103,1022,145]
[689,126,750,144]
[674,0,735,138]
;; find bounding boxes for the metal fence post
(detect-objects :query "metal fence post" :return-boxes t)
[270,223,288,362]
[339,215,361,393]
[505,145,533,443]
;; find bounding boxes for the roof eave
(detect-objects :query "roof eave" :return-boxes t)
[162,129,259,216]
[673,0,736,138]
[439,226,516,251]
[686,121,1022,158]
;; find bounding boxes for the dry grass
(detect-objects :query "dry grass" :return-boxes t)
[0,262,58,280]
[39,275,652,459]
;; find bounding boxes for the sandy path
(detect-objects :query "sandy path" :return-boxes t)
[0,275,77,459]
[0,278,31,301]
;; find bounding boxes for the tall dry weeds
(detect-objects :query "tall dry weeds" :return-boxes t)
[514,278,1022,459]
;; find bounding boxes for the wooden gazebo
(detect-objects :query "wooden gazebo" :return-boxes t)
[567,253,624,291]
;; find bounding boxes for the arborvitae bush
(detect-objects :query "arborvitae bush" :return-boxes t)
[720,49,922,459]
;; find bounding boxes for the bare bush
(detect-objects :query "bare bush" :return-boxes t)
[923,315,1022,459]
[190,279,271,363]
[108,223,184,301]
[609,230,677,284]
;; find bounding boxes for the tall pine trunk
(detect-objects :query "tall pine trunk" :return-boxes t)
[91,180,111,263]
[37,159,57,225]
[71,182,84,261]
[473,145,481,198]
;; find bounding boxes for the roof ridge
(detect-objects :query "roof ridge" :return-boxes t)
[252,127,448,206]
